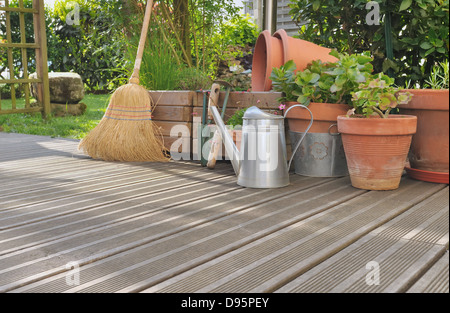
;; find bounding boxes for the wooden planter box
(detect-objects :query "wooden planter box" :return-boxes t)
[149,90,289,160]
[149,91,194,154]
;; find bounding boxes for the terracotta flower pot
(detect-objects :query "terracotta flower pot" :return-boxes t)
[285,102,350,133]
[251,29,338,92]
[251,30,284,92]
[398,89,449,176]
[338,115,417,191]
[273,29,338,75]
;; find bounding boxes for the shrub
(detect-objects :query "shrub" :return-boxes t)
[289,0,449,87]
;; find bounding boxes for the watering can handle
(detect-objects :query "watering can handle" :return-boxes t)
[284,104,314,171]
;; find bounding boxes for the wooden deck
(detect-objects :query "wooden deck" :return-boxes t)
[0,132,448,294]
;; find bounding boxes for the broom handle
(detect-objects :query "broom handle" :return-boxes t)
[129,0,154,85]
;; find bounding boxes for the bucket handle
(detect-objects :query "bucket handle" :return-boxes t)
[328,124,340,136]
[284,104,314,171]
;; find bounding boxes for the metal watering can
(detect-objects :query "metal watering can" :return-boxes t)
[207,84,313,188]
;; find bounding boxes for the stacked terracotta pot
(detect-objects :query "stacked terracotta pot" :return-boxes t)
[251,29,338,92]
[399,90,449,184]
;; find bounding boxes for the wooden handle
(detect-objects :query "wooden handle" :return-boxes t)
[207,83,220,122]
[207,130,222,169]
[130,0,154,84]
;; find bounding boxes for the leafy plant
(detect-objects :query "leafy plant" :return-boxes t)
[47,0,129,92]
[269,60,301,103]
[227,108,248,128]
[289,0,449,88]
[425,60,449,89]
[349,73,413,118]
[219,14,259,49]
[271,51,374,106]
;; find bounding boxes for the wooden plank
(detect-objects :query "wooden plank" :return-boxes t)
[0,43,39,49]
[149,91,194,107]
[194,91,282,108]
[0,107,42,115]
[0,78,41,84]
[5,0,17,109]
[0,7,37,13]
[19,0,31,109]
[33,0,51,118]
[162,135,191,153]
[275,187,449,293]
[5,175,341,293]
[154,121,192,137]
[144,179,446,293]
[407,251,449,293]
[153,106,193,122]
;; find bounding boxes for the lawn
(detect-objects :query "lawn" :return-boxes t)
[0,94,111,139]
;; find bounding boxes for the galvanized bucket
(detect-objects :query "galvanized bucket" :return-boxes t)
[289,124,349,177]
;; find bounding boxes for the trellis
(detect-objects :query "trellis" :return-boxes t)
[0,0,50,117]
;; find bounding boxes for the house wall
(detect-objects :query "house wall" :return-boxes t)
[242,0,298,36]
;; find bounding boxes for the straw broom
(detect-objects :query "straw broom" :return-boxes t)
[78,0,169,163]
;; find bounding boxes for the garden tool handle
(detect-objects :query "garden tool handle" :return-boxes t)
[207,83,221,122]
[207,130,222,169]
[284,104,314,171]
[130,0,154,85]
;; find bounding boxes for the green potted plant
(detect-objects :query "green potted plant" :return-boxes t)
[399,60,449,183]
[269,51,373,177]
[337,73,417,191]
[270,50,374,133]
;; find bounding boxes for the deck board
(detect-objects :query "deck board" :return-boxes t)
[0,132,448,293]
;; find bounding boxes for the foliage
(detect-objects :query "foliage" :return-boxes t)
[216,14,259,52]
[187,0,240,75]
[132,31,184,91]
[227,108,248,127]
[120,0,242,88]
[288,0,449,88]
[0,0,35,80]
[211,14,259,74]
[425,60,449,89]
[47,0,129,92]
[174,67,212,91]
[269,60,300,103]
[271,51,374,106]
[349,73,413,118]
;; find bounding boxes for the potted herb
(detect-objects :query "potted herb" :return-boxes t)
[337,73,417,191]
[398,60,449,183]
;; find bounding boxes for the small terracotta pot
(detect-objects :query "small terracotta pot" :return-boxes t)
[251,29,338,92]
[285,102,350,133]
[398,89,449,174]
[251,30,284,92]
[338,115,417,191]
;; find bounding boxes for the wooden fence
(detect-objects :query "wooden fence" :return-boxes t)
[0,0,50,117]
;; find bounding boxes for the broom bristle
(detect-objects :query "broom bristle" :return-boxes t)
[79,83,170,162]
